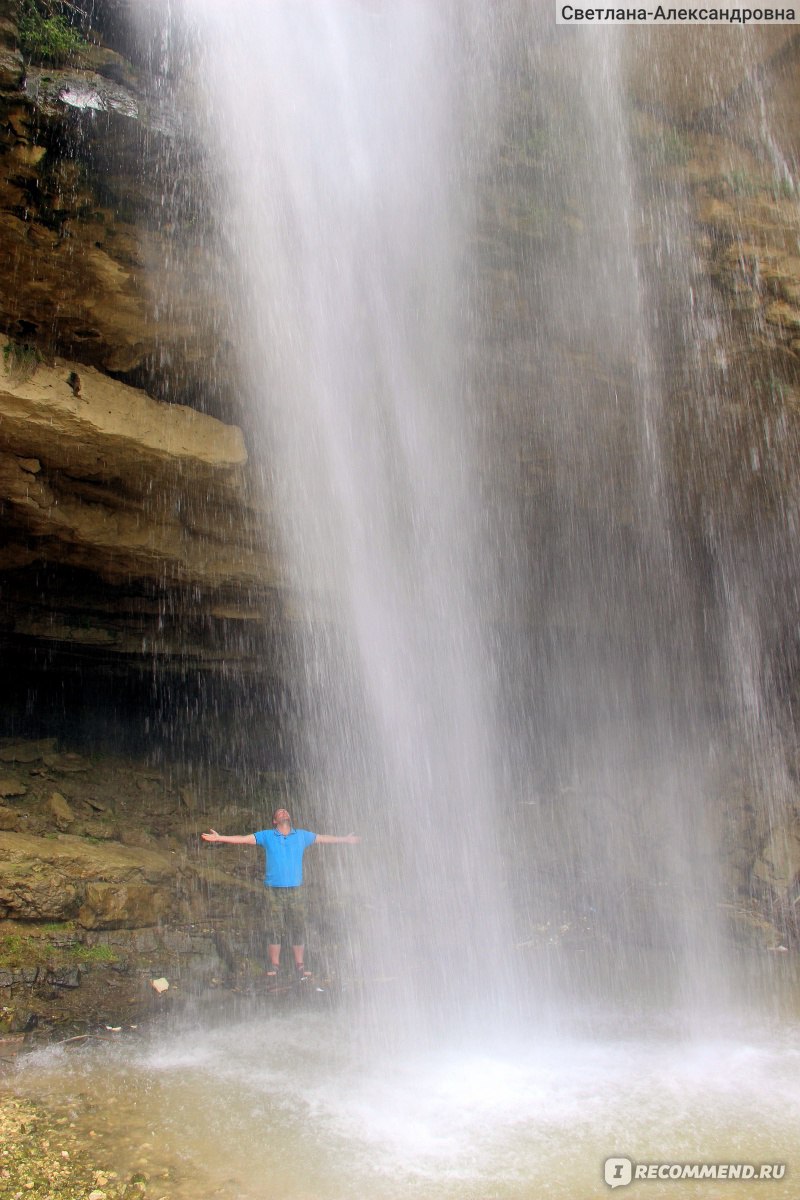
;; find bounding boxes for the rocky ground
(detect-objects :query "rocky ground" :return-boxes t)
[0,1063,234,1200]
[0,734,317,1038]
[0,1093,144,1200]
[1,727,797,1047]
[0,729,353,1199]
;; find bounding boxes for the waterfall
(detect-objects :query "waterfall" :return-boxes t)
[164,0,752,1028]
[173,0,519,1038]
[148,0,800,1036]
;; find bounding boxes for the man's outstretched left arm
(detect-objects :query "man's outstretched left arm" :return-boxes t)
[315,834,360,844]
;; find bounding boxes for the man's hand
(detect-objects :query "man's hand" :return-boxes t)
[202,829,221,842]
[343,834,361,844]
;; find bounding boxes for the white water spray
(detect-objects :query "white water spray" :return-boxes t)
[177,0,516,1035]
[166,0,753,1024]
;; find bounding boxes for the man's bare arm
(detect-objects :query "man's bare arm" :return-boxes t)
[201,830,257,845]
[315,834,360,845]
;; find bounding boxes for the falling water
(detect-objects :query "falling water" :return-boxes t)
[173,0,520,1038]
[156,0,800,1039]
[10,6,800,1198]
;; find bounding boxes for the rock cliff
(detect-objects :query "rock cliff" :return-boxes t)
[0,2,288,694]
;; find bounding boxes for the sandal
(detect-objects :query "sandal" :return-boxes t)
[266,967,280,991]
[295,963,312,982]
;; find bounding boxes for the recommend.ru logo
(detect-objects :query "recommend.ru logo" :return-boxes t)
[604,1157,786,1187]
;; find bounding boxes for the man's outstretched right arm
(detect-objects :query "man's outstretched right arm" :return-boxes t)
[202,829,256,845]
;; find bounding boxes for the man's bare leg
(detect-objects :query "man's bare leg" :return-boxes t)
[293,945,311,978]
[267,944,281,983]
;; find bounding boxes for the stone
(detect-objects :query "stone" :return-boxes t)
[765,301,800,331]
[47,792,75,832]
[0,46,23,90]
[0,345,280,608]
[120,829,157,849]
[0,830,180,921]
[76,820,117,841]
[42,753,91,774]
[0,739,56,763]
[0,807,20,831]
[78,883,173,930]
[150,978,169,994]
[0,347,247,481]
[0,777,26,798]
[82,796,107,812]
[178,787,197,811]
[49,967,82,989]
[752,816,800,896]
[0,870,83,921]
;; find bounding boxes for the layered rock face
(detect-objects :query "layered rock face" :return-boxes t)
[0,736,301,1031]
[0,3,287,693]
[0,344,280,662]
[0,7,796,713]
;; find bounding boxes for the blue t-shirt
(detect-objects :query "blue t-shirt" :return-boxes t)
[253,828,316,887]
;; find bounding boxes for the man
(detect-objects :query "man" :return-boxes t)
[202,808,359,985]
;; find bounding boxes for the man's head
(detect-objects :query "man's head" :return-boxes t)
[273,808,291,830]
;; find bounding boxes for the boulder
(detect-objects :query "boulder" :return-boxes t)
[752,816,800,896]
[42,753,90,774]
[0,777,26,798]
[78,882,172,930]
[0,830,177,921]
[0,739,57,763]
[47,792,75,832]
[0,867,83,921]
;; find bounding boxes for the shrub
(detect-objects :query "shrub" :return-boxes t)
[18,0,84,65]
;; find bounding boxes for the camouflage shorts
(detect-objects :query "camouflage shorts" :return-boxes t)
[265,886,308,947]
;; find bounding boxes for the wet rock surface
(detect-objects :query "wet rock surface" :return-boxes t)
[0,341,271,594]
[0,734,793,1039]
[0,737,301,1034]
[0,3,290,689]
[0,339,286,678]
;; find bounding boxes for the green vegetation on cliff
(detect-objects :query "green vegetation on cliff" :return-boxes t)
[17,0,85,65]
